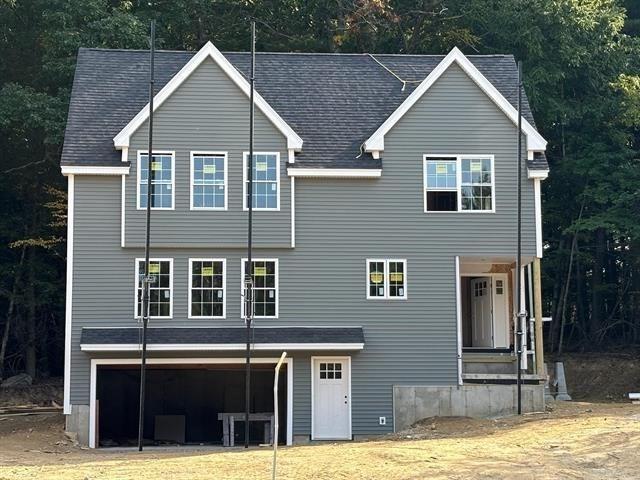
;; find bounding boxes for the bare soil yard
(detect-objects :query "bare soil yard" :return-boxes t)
[0,401,638,479]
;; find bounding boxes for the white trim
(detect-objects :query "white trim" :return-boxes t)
[311,356,352,441]
[136,151,176,210]
[365,259,408,300]
[243,152,281,211]
[112,42,303,151]
[120,174,126,248]
[81,343,364,352]
[287,168,382,178]
[287,149,295,164]
[241,258,279,319]
[534,178,543,258]
[89,357,294,448]
[455,256,462,386]
[528,169,549,179]
[134,258,174,319]
[291,176,296,248]
[423,154,496,213]
[363,47,547,153]
[63,175,74,415]
[189,151,228,210]
[61,166,130,176]
[187,258,226,319]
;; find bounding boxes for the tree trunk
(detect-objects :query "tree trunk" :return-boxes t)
[24,251,37,379]
[0,246,27,380]
[591,228,606,342]
[558,232,578,355]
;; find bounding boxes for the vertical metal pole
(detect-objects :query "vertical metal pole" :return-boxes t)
[516,60,524,415]
[244,20,256,449]
[137,19,155,452]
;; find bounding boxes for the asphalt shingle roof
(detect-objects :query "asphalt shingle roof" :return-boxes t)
[61,48,547,170]
[81,327,365,346]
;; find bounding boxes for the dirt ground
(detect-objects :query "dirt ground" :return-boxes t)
[0,401,638,480]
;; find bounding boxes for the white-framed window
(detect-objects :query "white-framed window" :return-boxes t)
[190,152,227,210]
[134,258,173,318]
[366,259,407,300]
[243,152,280,210]
[137,151,175,210]
[241,258,278,318]
[423,155,495,212]
[188,258,226,318]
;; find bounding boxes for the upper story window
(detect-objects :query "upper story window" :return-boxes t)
[138,152,175,210]
[242,258,278,318]
[135,258,173,318]
[424,155,494,212]
[243,152,280,210]
[189,259,225,318]
[366,259,407,300]
[191,152,227,210]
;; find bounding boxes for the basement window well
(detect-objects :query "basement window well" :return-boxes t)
[95,363,287,447]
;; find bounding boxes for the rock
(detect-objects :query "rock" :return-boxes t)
[0,373,32,388]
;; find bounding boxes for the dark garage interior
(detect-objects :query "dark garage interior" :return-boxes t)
[96,363,287,447]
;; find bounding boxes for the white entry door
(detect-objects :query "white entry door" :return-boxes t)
[471,277,493,347]
[312,357,351,440]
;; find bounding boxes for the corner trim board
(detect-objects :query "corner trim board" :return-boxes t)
[63,175,74,414]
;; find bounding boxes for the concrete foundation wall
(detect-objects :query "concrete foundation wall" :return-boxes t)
[393,384,545,431]
[65,404,89,446]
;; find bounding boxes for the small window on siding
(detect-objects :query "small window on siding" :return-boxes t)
[242,259,278,318]
[136,259,172,318]
[189,259,225,318]
[367,259,407,300]
[243,153,280,210]
[138,152,174,209]
[425,158,457,211]
[191,153,227,209]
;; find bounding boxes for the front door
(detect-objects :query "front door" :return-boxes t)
[471,277,493,347]
[312,357,351,440]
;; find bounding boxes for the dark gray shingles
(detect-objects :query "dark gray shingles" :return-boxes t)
[61,49,545,169]
[81,326,365,345]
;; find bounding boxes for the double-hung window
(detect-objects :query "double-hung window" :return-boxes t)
[242,259,278,318]
[424,155,494,212]
[135,259,173,318]
[243,152,280,210]
[366,259,407,300]
[189,259,225,318]
[138,152,174,209]
[191,152,227,209]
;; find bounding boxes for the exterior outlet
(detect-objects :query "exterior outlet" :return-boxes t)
[379,416,386,426]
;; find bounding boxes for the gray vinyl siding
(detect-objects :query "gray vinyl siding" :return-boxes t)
[68,60,538,437]
[124,57,291,247]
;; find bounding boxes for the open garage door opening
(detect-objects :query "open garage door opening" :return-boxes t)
[95,362,287,447]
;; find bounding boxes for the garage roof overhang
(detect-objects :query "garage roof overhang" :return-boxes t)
[80,326,365,352]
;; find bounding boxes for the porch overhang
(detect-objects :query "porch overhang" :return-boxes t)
[80,326,365,352]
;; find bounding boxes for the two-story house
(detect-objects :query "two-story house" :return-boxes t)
[60,42,549,447]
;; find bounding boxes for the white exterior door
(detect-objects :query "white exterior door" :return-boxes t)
[471,277,493,347]
[312,357,351,440]
[491,274,509,348]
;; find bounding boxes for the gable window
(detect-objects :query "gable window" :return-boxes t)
[138,152,174,209]
[191,152,227,209]
[424,155,494,212]
[243,152,280,210]
[189,259,225,318]
[135,259,172,318]
[366,259,407,300]
[242,259,278,318]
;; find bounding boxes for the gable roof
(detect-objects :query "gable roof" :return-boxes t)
[363,47,547,154]
[113,42,302,151]
[61,47,548,171]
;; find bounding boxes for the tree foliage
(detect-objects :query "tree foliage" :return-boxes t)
[0,0,639,378]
